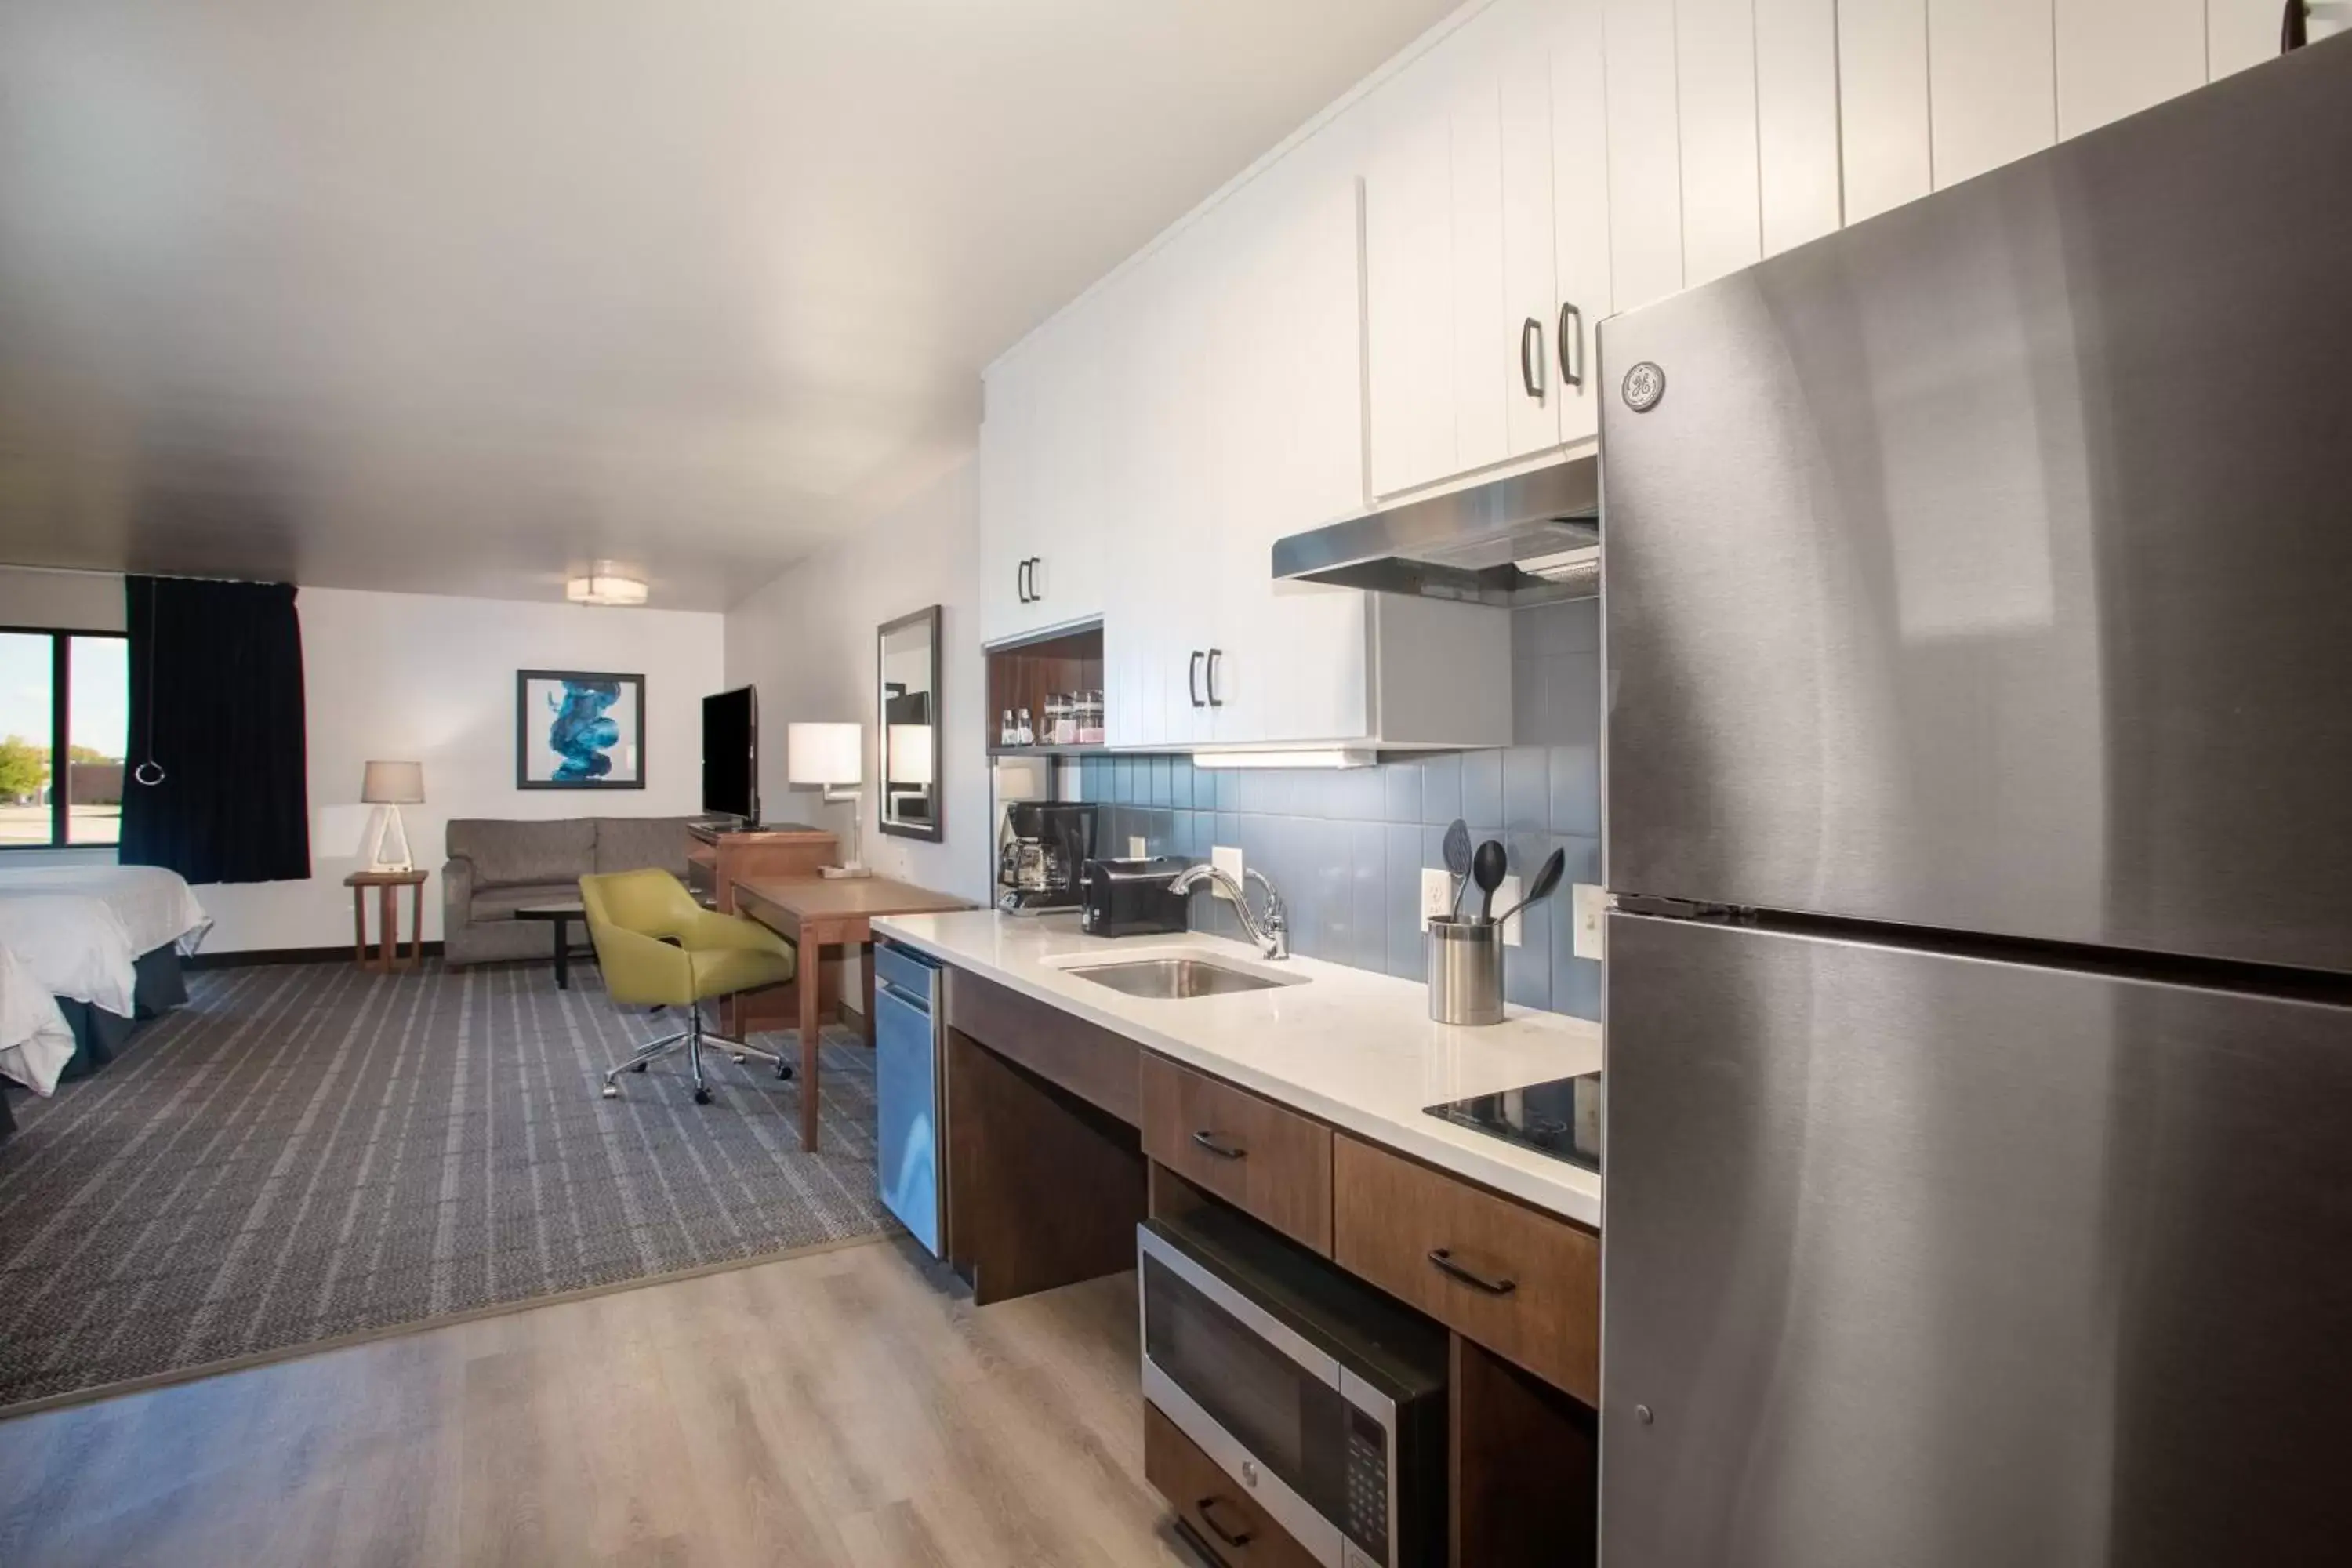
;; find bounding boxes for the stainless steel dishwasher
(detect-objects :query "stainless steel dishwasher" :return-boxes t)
[872,939,945,1256]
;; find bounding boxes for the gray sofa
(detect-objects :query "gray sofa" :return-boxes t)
[441,816,695,967]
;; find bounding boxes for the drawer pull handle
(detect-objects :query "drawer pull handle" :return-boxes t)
[1428,1248,1517,1296]
[1191,1131,1247,1160]
[1197,1496,1254,1548]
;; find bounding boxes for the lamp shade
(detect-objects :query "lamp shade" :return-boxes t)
[786,722,862,786]
[887,724,934,786]
[361,760,425,804]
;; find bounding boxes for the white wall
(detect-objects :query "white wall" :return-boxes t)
[0,567,125,632]
[724,456,990,906]
[201,586,724,950]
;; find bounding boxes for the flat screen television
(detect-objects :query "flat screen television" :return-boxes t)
[701,685,758,825]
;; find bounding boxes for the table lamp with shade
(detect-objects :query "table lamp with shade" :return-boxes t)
[786,722,868,878]
[361,760,425,873]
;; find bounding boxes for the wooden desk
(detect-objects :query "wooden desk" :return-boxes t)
[734,876,970,1151]
[688,825,838,1036]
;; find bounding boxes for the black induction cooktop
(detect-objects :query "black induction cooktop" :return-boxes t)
[1425,1071,1602,1173]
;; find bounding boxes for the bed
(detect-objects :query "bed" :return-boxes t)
[0,946,76,1102]
[0,865,209,1086]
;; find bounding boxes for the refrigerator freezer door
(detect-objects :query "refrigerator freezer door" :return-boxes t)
[1599,38,2352,976]
[1601,912,2352,1568]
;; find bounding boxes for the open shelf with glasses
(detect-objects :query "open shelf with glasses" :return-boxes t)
[984,622,1105,755]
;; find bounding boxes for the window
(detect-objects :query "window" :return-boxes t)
[0,630,128,848]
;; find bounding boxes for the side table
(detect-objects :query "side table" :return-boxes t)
[345,869,427,973]
[513,902,590,989]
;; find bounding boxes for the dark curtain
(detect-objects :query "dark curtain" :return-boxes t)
[119,576,311,884]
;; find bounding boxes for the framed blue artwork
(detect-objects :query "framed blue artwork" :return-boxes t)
[516,670,645,789]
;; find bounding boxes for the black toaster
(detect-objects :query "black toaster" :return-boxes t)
[1079,857,1192,938]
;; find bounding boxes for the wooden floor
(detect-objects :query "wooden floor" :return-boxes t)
[0,1239,1199,1568]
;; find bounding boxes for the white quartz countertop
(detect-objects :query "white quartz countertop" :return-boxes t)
[871,909,1602,1228]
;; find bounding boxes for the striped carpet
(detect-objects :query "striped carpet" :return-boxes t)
[0,960,893,1411]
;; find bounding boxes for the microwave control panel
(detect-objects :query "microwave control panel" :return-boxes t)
[1345,1406,1389,1564]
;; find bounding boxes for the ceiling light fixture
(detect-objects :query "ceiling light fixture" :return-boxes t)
[565,563,648,607]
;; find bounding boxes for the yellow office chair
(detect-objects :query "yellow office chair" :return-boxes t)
[583,869,797,1105]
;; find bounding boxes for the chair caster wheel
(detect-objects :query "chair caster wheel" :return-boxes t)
[631,1062,648,1073]
[775,1063,793,1081]
[731,1052,747,1065]
[693,1087,713,1105]
[601,1084,619,1099]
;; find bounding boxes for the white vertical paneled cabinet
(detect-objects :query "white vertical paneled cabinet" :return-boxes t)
[992,0,2299,753]
[1838,0,1933,223]
[1929,0,2057,190]
[1675,0,1762,287]
[2056,0,2205,135]
[978,312,1107,648]
[1602,0,1684,314]
[1754,0,1842,255]
[1548,0,1613,444]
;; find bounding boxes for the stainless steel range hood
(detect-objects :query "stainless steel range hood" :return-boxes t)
[1271,454,1599,608]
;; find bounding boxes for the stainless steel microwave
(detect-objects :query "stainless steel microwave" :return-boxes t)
[1138,1214,1448,1568]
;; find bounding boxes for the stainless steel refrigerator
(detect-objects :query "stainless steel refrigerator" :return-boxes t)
[1597,36,2352,1568]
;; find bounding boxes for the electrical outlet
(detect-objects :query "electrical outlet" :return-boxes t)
[1572,883,1606,960]
[1495,874,1524,946]
[1127,836,1148,860]
[1420,867,1452,929]
[1211,844,1244,900]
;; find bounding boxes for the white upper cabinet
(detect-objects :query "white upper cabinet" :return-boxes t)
[1548,0,1613,443]
[1755,0,1842,255]
[1838,0,1933,223]
[979,307,1107,648]
[1675,0,1763,287]
[2211,1,2345,79]
[1929,0,2057,189]
[1364,54,1460,499]
[2057,0,2205,135]
[1602,0,1684,313]
[996,0,2281,750]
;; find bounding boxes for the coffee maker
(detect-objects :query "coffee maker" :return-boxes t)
[996,801,1097,915]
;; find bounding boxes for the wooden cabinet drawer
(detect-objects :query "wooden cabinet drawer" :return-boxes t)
[1145,1402,1319,1568]
[1139,1055,1333,1254]
[1332,1135,1599,1403]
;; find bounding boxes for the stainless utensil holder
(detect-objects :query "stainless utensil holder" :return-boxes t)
[1427,917,1504,1025]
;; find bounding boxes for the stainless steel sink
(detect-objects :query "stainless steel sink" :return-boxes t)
[1060,956,1295,999]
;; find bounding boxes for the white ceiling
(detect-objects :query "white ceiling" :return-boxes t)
[0,0,1454,609]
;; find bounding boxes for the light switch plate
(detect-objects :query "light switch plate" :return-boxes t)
[1572,883,1606,960]
[1495,874,1524,946]
[1420,868,1452,929]
[1211,844,1244,900]
[1127,836,1148,860]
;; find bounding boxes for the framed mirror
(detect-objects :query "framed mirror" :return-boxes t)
[877,604,943,843]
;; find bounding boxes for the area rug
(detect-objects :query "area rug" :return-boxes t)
[0,958,892,1411]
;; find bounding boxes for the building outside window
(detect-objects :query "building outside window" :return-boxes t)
[0,630,129,848]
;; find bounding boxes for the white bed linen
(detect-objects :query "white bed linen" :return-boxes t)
[0,865,210,1018]
[0,945,77,1096]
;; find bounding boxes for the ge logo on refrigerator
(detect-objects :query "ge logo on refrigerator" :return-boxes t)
[1622,361,1666,412]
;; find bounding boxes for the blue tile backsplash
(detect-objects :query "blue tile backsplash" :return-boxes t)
[1077,600,1603,1022]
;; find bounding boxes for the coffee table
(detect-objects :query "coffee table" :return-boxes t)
[514,902,591,989]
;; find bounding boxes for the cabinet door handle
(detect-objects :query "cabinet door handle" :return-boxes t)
[1520,316,1543,399]
[1016,558,1032,603]
[1428,1247,1518,1296]
[1558,302,1584,390]
[1028,557,1044,601]
[1189,650,1205,708]
[1206,648,1224,707]
[1196,1496,1254,1548]
[1191,1130,1247,1160]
